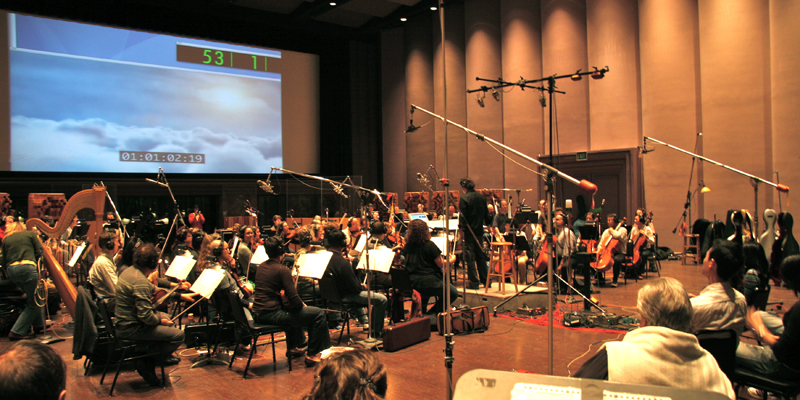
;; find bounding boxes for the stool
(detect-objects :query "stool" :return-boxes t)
[485,242,518,295]
[682,233,699,265]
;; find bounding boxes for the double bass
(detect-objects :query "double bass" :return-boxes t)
[592,217,626,272]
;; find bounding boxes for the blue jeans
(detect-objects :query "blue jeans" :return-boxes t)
[340,291,388,334]
[735,312,799,380]
[7,263,44,336]
[255,306,331,356]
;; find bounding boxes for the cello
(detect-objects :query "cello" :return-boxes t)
[592,217,626,273]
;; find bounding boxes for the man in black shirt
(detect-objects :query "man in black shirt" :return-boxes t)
[458,177,489,289]
[323,229,388,337]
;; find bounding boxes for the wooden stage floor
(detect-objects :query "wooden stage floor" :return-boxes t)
[2,260,796,399]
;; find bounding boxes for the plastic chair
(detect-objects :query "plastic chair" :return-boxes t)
[225,290,290,378]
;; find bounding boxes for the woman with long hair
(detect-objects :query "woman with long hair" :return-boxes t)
[302,348,387,400]
[401,219,457,315]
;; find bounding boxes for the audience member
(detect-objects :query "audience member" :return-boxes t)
[575,277,734,399]
[302,348,387,400]
[0,340,67,400]
[690,239,747,334]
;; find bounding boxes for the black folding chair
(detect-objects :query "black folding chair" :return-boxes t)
[96,296,165,396]
[225,290,290,378]
[318,273,359,345]
[695,329,737,383]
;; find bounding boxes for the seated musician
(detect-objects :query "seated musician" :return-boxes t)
[293,228,320,300]
[554,214,577,292]
[197,235,247,320]
[499,220,529,284]
[324,229,388,337]
[629,214,655,279]
[238,225,257,280]
[115,244,194,386]
[597,214,628,288]
[88,231,121,312]
[270,214,283,234]
[402,219,458,315]
[491,200,510,242]
[362,221,397,288]
[344,217,363,256]
[636,208,655,234]
[310,215,324,243]
[253,236,331,366]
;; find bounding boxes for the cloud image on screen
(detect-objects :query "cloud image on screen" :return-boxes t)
[9,50,282,173]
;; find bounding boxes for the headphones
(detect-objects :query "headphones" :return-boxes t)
[177,229,188,243]
[101,233,117,250]
[370,221,387,235]
[459,178,468,188]
[212,240,224,258]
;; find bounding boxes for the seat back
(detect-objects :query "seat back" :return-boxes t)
[318,272,342,304]
[95,296,121,346]
[225,289,253,330]
[696,329,737,382]
[390,268,413,291]
[747,285,771,311]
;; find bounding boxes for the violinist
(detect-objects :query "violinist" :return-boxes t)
[88,232,121,313]
[597,214,628,288]
[344,217,363,254]
[554,214,577,293]
[196,236,249,320]
[115,244,188,386]
[293,228,320,299]
[630,214,655,280]
[362,221,398,288]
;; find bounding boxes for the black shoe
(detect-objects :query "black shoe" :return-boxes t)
[134,359,161,387]
[304,356,320,368]
[467,282,480,290]
[159,355,181,366]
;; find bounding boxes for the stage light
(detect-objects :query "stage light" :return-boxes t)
[330,2,336,6]
[400,17,407,22]
[430,6,438,11]
[701,186,711,193]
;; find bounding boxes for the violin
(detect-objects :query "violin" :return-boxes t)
[224,258,253,299]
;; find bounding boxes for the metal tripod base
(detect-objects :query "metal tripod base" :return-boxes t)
[190,352,230,368]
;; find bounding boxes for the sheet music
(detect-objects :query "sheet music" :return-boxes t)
[296,251,333,280]
[68,242,87,268]
[354,234,367,253]
[249,244,269,265]
[231,236,240,258]
[165,255,197,281]
[189,268,226,299]
[431,236,448,253]
[427,218,459,230]
[356,249,395,274]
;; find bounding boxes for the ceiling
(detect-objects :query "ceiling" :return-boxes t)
[231,0,428,30]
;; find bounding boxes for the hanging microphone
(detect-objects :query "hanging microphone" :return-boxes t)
[539,92,546,107]
[406,105,419,133]
[416,172,430,186]
[331,182,348,198]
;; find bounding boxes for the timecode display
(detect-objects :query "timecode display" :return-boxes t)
[176,43,271,72]
[119,151,205,164]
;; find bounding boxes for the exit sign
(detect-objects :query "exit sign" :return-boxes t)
[576,152,588,161]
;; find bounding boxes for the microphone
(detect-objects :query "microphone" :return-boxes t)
[539,92,546,107]
[416,172,430,187]
[145,178,168,188]
[331,182,348,198]
[257,179,274,194]
[406,105,419,133]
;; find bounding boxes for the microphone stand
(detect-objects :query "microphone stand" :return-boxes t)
[411,104,598,378]
[146,168,185,277]
[646,136,789,236]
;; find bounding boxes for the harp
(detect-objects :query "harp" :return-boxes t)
[25,187,107,318]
